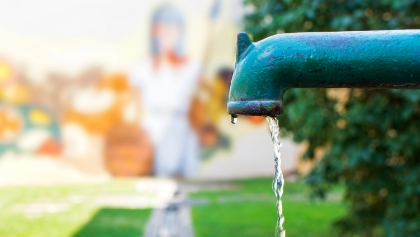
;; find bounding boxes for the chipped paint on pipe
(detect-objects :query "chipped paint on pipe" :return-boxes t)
[227,30,420,117]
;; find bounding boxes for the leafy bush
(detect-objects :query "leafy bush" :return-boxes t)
[243,0,420,236]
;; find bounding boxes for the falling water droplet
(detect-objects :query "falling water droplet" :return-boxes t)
[231,115,238,124]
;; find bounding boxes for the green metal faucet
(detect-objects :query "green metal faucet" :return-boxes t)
[227,30,420,118]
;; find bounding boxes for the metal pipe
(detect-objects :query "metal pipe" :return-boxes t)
[227,30,420,117]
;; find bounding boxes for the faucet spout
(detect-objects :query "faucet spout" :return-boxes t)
[228,30,420,117]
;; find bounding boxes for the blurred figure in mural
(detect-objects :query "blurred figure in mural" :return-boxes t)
[130,5,201,177]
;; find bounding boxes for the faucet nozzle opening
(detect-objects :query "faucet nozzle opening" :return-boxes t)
[227,100,283,117]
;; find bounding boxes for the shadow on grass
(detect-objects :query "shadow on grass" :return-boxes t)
[72,208,151,237]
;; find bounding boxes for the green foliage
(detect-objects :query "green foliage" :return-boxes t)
[243,0,420,236]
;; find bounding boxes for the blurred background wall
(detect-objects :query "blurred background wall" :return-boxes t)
[0,0,299,185]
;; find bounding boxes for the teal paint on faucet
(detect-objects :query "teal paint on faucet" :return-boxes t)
[228,30,420,117]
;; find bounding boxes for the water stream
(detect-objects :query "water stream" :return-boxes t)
[266,116,285,237]
[230,115,286,237]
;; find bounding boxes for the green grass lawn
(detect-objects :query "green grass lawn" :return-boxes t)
[191,178,346,237]
[0,178,345,237]
[0,180,151,237]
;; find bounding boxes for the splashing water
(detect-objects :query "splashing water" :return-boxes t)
[266,116,285,237]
